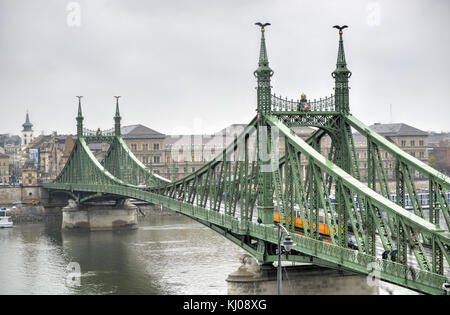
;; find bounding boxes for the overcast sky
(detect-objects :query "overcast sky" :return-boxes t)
[0,0,449,136]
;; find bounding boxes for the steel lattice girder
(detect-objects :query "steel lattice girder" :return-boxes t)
[43,112,450,294]
[346,114,450,189]
[265,114,450,243]
[102,136,169,187]
[42,24,450,294]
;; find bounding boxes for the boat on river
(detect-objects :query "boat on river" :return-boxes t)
[0,207,13,228]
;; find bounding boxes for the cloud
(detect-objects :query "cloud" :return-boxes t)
[0,0,449,136]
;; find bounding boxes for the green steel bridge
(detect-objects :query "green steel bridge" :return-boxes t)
[43,25,450,295]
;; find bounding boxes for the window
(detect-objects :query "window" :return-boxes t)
[142,156,149,164]
[401,140,406,147]
[410,140,415,147]
[191,167,195,172]
[143,144,148,151]
[153,155,160,164]
[131,144,137,151]
[419,151,424,158]
[411,151,416,157]
[419,140,424,147]
[153,143,160,151]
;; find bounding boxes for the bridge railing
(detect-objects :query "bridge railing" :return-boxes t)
[82,128,115,137]
[271,94,299,111]
[271,94,336,112]
[288,231,447,293]
[308,95,335,112]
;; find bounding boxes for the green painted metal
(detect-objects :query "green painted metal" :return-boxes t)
[43,182,449,295]
[346,114,450,188]
[76,96,83,137]
[42,25,450,294]
[114,96,121,137]
[255,23,275,225]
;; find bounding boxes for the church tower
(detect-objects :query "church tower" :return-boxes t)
[21,112,34,149]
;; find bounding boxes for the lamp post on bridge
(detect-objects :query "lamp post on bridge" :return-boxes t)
[276,222,295,295]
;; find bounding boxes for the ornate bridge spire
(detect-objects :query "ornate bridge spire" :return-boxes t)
[114,96,121,137]
[331,25,352,113]
[254,23,274,225]
[256,22,270,68]
[76,96,84,137]
[254,22,273,115]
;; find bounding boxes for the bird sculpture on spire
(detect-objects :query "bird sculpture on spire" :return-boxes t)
[333,25,348,34]
[255,22,271,32]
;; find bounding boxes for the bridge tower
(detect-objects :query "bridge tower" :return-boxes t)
[332,26,351,114]
[331,26,353,249]
[254,23,275,225]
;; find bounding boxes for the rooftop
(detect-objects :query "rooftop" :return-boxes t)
[22,112,33,131]
[428,132,450,146]
[121,124,165,139]
[368,123,428,137]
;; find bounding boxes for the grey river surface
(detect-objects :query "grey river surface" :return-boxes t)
[0,213,417,295]
[0,214,247,295]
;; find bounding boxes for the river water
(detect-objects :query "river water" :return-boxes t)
[0,213,418,295]
[0,214,247,295]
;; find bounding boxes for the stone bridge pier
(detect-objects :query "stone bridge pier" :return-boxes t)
[62,199,138,231]
[227,254,379,295]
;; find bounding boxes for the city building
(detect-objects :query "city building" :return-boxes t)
[21,158,37,186]
[162,124,316,181]
[29,133,75,181]
[0,134,21,155]
[429,135,450,175]
[343,123,429,181]
[428,132,450,148]
[163,133,230,180]
[12,117,434,184]
[0,153,9,183]
[121,124,166,175]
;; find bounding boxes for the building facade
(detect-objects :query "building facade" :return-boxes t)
[121,124,166,176]
[30,133,75,181]
[429,135,450,175]
[336,123,429,181]
[21,158,37,186]
[0,153,9,183]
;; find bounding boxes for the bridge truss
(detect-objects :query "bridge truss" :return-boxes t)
[44,25,450,294]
